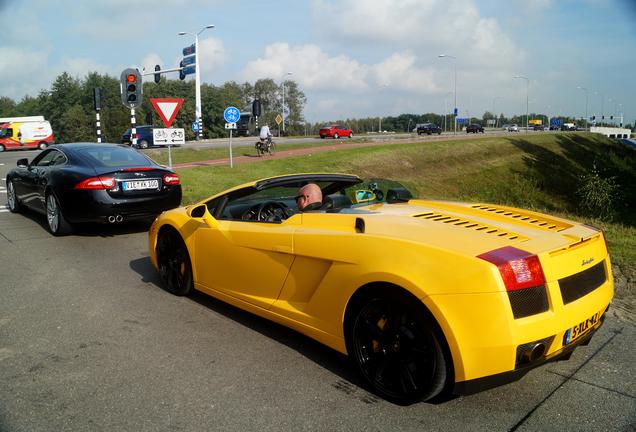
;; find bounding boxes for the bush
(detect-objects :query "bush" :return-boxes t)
[577,165,621,221]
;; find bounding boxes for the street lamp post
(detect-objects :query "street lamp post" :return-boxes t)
[514,75,529,133]
[577,86,589,130]
[438,54,457,135]
[492,96,500,129]
[281,71,293,134]
[178,24,214,141]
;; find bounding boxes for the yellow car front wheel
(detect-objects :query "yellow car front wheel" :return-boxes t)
[349,292,447,403]
[156,228,193,296]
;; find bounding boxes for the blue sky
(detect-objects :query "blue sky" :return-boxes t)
[1,0,635,124]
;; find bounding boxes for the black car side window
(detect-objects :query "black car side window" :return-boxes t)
[33,150,58,167]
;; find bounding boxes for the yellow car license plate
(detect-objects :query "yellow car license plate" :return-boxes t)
[562,311,601,346]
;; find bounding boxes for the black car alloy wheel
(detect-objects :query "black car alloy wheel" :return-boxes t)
[350,295,447,403]
[7,180,21,213]
[156,230,193,296]
[46,193,71,235]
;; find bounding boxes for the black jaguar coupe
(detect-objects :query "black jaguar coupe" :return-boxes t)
[5,143,182,235]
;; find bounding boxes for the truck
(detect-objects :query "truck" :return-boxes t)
[0,116,55,151]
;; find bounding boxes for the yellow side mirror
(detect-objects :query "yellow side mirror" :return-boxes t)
[187,204,217,228]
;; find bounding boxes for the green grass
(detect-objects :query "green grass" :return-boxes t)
[158,133,636,270]
[144,140,362,165]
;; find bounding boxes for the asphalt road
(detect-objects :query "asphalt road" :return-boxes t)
[0,149,634,432]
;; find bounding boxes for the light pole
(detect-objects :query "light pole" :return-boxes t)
[281,71,293,134]
[577,86,589,130]
[438,54,457,135]
[492,96,500,129]
[178,24,214,141]
[514,75,529,133]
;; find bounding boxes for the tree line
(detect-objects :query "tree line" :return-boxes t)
[0,71,307,143]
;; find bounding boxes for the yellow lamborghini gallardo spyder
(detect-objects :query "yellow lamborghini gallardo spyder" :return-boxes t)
[148,174,613,403]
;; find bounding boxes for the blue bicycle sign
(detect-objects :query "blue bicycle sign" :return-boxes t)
[224,106,240,123]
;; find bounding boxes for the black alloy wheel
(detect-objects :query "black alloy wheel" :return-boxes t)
[349,294,447,403]
[156,230,193,296]
[7,180,22,213]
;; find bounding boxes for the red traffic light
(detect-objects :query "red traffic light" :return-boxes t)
[127,74,137,83]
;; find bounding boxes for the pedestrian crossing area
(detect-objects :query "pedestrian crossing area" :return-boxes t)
[0,186,8,212]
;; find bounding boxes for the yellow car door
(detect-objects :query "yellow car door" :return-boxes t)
[193,216,299,310]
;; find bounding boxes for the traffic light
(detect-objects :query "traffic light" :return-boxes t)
[252,99,261,116]
[154,65,161,84]
[179,60,186,81]
[120,68,142,108]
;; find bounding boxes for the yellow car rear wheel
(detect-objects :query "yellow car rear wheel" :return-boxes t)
[348,291,447,403]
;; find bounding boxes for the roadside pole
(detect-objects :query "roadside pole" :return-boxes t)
[224,106,240,168]
[130,108,137,147]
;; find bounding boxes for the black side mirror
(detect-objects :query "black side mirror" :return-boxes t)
[17,158,28,167]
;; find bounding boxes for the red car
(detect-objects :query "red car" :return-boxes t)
[319,124,353,139]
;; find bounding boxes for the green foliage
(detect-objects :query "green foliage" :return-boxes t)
[0,71,307,142]
[576,165,621,221]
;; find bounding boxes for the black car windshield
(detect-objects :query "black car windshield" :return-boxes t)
[76,146,154,168]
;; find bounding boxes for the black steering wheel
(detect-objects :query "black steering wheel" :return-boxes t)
[256,201,290,222]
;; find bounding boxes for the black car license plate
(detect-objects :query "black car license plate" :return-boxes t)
[122,179,159,191]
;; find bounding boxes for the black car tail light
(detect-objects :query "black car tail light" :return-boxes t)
[75,176,116,190]
[163,173,180,185]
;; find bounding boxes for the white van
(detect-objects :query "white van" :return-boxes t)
[0,119,55,151]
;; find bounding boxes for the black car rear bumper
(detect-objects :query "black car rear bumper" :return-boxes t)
[59,187,182,223]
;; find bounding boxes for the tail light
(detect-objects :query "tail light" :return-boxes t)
[163,173,180,185]
[478,246,546,291]
[75,176,116,190]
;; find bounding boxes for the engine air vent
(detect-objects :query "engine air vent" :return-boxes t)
[413,212,528,241]
[471,204,571,232]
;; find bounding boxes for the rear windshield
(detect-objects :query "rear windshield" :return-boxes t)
[76,146,154,168]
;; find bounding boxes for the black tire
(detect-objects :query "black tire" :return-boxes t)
[6,179,22,213]
[334,133,339,139]
[321,136,325,139]
[138,140,149,149]
[427,131,432,135]
[45,192,72,235]
[156,229,193,296]
[347,292,447,403]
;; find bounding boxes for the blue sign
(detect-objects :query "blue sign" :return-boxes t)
[183,44,195,56]
[182,65,196,76]
[182,55,196,66]
[457,118,468,124]
[224,106,240,123]
[453,107,458,115]
[192,121,200,132]
[550,118,563,126]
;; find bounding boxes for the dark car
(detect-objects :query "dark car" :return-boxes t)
[416,123,442,135]
[466,124,484,133]
[533,124,547,131]
[121,125,154,148]
[5,143,182,235]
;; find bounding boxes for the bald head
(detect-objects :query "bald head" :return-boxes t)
[296,183,323,210]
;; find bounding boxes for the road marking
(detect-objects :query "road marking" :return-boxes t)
[0,205,9,213]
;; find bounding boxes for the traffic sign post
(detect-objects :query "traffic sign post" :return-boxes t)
[224,107,240,168]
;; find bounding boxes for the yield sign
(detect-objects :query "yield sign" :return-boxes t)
[150,98,184,128]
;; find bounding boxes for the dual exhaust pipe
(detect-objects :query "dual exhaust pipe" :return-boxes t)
[520,342,546,363]
[107,215,124,223]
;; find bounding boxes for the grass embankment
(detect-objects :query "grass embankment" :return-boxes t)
[149,133,636,317]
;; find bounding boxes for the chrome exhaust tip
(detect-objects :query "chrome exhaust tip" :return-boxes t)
[522,343,546,363]
[115,215,123,223]
[108,215,116,223]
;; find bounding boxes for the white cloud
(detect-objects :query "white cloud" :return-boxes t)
[240,43,369,91]
[198,37,227,75]
[0,47,51,99]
